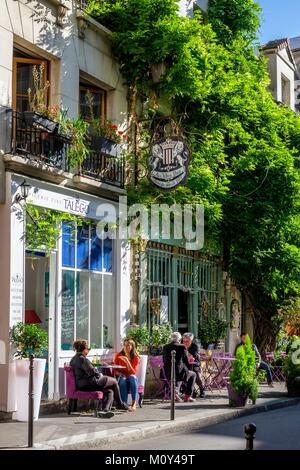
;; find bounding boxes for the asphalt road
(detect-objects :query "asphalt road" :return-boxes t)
[104,404,300,450]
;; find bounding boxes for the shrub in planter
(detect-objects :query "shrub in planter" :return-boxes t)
[198,317,228,349]
[126,325,150,354]
[283,337,300,397]
[148,322,173,356]
[11,322,48,421]
[228,335,258,407]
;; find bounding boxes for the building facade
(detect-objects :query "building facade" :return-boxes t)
[0,0,130,413]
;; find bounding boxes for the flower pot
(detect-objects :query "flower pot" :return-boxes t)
[227,383,248,407]
[14,358,46,421]
[90,136,122,157]
[24,111,59,133]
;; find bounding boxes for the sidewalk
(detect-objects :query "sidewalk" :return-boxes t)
[1,384,299,450]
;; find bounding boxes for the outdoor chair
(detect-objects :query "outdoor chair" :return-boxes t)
[64,365,103,416]
[149,356,171,400]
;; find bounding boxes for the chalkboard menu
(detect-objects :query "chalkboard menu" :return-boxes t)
[61,271,75,350]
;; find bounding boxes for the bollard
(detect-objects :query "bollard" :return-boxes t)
[244,423,256,450]
[28,354,34,448]
[170,350,176,421]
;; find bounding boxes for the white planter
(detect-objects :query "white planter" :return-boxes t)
[14,358,46,422]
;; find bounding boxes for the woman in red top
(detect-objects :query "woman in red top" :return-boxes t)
[114,339,140,412]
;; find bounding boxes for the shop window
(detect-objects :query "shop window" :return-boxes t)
[61,221,114,351]
[79,83,106,120]
[13,51,48,113]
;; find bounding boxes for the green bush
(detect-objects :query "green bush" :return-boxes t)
[198,317,228,349]
[230,335,258,402]
[283,337,300,397]
[126,322,173,355]
[126,325,150,353]
[11,322,48,359]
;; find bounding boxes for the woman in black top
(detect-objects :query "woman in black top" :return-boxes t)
[70,339,128,416]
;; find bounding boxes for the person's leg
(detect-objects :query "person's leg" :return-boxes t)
[127,375,138,410]
[118,376,128,404]
[102,376,128,409]
[102,389,114,411]
[184,371,196,399]
[193,366,205,396]
[260,361,273,385]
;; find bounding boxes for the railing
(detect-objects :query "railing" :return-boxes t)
[80,151,125,188]
[9,110,125,188]
[10,110,69,171]
[77,0,89,10]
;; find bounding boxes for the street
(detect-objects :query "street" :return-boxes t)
[103,404,300,450]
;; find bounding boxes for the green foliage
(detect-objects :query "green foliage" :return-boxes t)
[198,317,228,348]
[230,335,258,402]
[11,322,48,359]
[67,118,90,167]
[283,337,300,396]
[87,0,300,348]
[126,322,173,355]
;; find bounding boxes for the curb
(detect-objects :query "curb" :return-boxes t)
[33,397,300,450]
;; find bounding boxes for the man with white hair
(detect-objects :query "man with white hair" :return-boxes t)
[182,332,205,398]
[163,332,196,402]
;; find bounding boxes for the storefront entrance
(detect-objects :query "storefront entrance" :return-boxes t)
[178,290,189,334]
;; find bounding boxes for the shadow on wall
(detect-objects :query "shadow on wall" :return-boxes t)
[0,340,6,365]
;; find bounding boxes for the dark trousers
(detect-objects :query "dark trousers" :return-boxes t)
[193,366,205,393]
[184,370,196,396]
[259,361,273,384]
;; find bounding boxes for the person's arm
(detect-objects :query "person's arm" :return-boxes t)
[182,348,190,368]
[253,344,261,364]
[81,356,98,377]
[191,343,201,362]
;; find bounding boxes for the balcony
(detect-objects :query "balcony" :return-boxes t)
[5,110,125,190]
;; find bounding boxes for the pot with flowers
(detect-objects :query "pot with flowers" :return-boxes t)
[24,64,59,134]
[88,118,128,157]
[11,322,48,421]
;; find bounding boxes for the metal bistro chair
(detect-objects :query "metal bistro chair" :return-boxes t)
[149,356,171,401]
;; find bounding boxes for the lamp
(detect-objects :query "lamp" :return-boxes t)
[25,309,42,324]
[15,180,31,203]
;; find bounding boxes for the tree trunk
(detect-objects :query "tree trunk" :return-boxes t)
[243,288,280,355]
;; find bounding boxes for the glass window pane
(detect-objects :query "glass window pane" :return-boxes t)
[103,238,113,273]
[90,273,102,349]
[76,272,89,340]
[16,63,35,94]
[80,88,103,120]
[90,227,102,271]
[77,225,89,269]
[62,222,75,268]
[16,96,30,114]
[61,271,75,350]
[103,275,115,348]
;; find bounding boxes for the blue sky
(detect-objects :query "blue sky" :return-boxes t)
[258,0,300,44]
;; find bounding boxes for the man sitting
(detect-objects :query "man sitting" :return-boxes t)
[163,332,196,402]
[182,332,206,398]
[235,333,274,387]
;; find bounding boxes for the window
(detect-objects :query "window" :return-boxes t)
[281,74,291,107]
[13,51,48,113]
[79,83,106,121]
[61,221,114,351]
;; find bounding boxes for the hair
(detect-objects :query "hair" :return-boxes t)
[240,332,247,337]
[73,339,89,353]
[171,332,182,343]
[182,332,194,341]
[121,338,139,361]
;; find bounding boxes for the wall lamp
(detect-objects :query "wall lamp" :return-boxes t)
[15,180,31,203]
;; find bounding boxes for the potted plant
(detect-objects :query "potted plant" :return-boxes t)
[67,118,90,168]
[283,337,300,397]
[148,322,173,356]
[198,316,228,350]
[11,322,48,421]
[228,335,258,407]
[126,325,150,354]
[24,64,59,134]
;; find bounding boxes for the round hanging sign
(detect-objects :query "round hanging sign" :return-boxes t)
[148,136,190,191]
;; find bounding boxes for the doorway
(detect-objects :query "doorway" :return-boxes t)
[178,290,189,334]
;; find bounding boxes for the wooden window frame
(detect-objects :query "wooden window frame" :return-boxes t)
[79,84,107,121]
[12,57,49,112]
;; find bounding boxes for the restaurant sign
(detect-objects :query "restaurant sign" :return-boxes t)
[148,137,190,191]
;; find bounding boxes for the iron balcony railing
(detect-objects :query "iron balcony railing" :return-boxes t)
[11,110,69,171]
[9,110,125,188]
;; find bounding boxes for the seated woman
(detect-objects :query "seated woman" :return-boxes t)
[70,339,128,418]
[114,339,140,412]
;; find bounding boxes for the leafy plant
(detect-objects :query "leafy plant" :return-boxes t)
[67,118,90,167]
[11,322,48,359]
[28,63,50,114]
[283,337,300,396]
[229,335,258,403]
[126,325,150,353]
[198,317,228,349]
[148,322,173,355]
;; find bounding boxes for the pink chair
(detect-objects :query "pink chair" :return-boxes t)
[64,365,103,416]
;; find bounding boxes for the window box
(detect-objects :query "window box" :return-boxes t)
[24,111,59,134]
[90,136,122,158]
